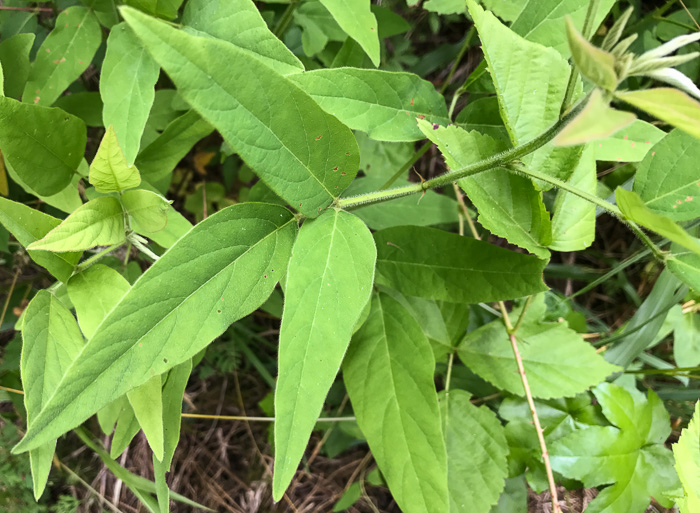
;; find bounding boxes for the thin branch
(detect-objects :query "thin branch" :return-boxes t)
[0,268,20,329]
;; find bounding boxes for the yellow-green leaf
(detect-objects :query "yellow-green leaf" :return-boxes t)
[89,125,142,193]
[122,189,169,233]
[565,16,618,91]
[616,88,700,141]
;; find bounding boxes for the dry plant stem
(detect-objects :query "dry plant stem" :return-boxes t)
[0,5,53,11]
[0,267,19,328]
[56,458,126,513]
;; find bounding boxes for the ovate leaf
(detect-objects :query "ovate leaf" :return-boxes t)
[0,96,86,196]
[122,189,170,233]
[318,0,379,66]
[121,6,358,217]
[565,17,617,91]
[89,125,142,193]
[673,402,700,513]
[343,292,448,513]
[21,291,83,499]
[13,203,296,454]
[22,7,101,106]
[100,22,160,165]
[0,33,33,99]
[593,120,665,162]
[124,0,183,20]
[667,250,700,292]
[616,88,700,141]
[374,226,548,303]
[28,197,126,252]
[273,210,376,499]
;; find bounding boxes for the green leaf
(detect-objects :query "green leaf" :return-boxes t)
[489,476,527,513]
[127,375,164,461]
[67,264,131,339]
[293,2,347,57]
[0,197,81,281]
[100,23,160,165]
[111,401,141,458]
[457,317,619,398]
[455,96,509,142]
[0,96,86,196]
[616,188,700,256]
[0,33,33,99]
[122,189,170,233]
[550,145,596,251]
[89,125,142,193]
[565,17,618,91]
[82,0,120,28]
[21,291,83,499]
[13,203,296,454]
[273,210,376,499]
[22,6,101,106]
[343,292,448,513]
[374,226,548,303]
[674,402,700,513]
[121,6,359,218]
[28,197,126,252]
[182,0,303,75]
[54,92,103,127]
[593,119,665,162]
[289,69,449,142]
[616,88,700,141]
[668,249,700,292]
[553,89,636,146]
[318,0,379,66]
[124,0,183,20]
[440,390,508,513]
[674,312,700,368]
[424,0,467,15]
[419,121,552,258]
[5,160,83,214]
[551,384,679,513]
[332,482,361,512]
[634,129,700,222]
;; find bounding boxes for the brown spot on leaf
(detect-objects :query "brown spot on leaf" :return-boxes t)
[315,135,322,141]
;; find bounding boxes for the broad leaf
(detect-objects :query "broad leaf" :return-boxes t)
[121,6,359,218]
[89,125,142,193]
[28,197,126,252]
[100,23,160,165]
[122,190,169,233]
[22,7,101,106]
[127,375,164,461]
[124,0,183,20]
[5,158,83,214]
[318,0,379,66]
[289,69,449,142]
[0,96,86,196]
[0,33,33,99]
[551,384,679,513]
[565,17,617,91]
[424,0,466,15]
[455,96,509,142]
[674,312,700,368]
[21,291,83,499]
[616,88,700,141]
[343,292,448,513]
[181,0,303,76]
[458,316,619,398]
[440,390,508,513]
[273,210,376,499]
[293,1,347,57]
[674,402,700,513]
[594,120,665,162]
[14,203,296,454]
[668,249,700,292]
[634,129,700,221]
[0,197,81,281]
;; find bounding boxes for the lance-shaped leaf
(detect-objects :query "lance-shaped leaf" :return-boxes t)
[616,88,700,141]
[457,317,619,398]
[0,96,86,196]
[616,188,700,256]
[273,210,376,499]
[100,22,160,165]
[551,384,679,513]
[121,6,359,218]
[89,125,142,193]
[565,17,618,91]
[22,6,101,106]
[374,226,548,303]
[0,33,34,99]
[343,292,449,513]
[13,203,297,454]
[674,402,700,513]
[122,189,169,233]
[127,375,164,461]
[181,0,303,76]
[289,69,449,142]
[21,291,84,499]
[633,129,700,222]
[28,197,126,252]
[440,390,508,513]
[0,197,80,281]
[318,0,379,66]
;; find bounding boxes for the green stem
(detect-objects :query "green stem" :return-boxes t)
[77,243,124,271]
[380,141,432,190]
[561,0,600,114]
[581,0,601,39]
[274,0,298,38]
[444,352,455,394]
[512,295,533,334]
[440,28,475,95]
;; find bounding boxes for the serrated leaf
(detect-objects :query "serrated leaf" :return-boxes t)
[458,318,619,398]
[127,374,164,461]
[673,402,700,513]
[181,0,303,76]
[67,264,131,338]
[122,189,169,233]
[616,187,700,256]
[551,384,679,513]
[455,96,509,142]
[616,88,700,141]
[289,69,449,142]
[13,203,296,455]
[121,6,358,218]
[374,226,548,303]
[89,125,142,193]
[100,23,160,165]
[441,390,508,513]
[674,312,700,368]
[343,292,448,513]
[21,291,83,499]
[0,96,86,196]
[593,119,665,162]
[22,7,101,106]
[634,129,700,222]
[565,17,618,90]
[0,33,33,100]
[28,197,126,252]
[318,0,379,66]
[273,210,376,499]
[0,197,81,281]
[668,249,700,292]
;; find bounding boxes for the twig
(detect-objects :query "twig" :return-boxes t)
[0,268,20,329]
